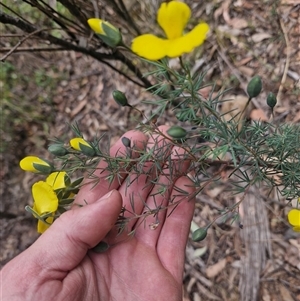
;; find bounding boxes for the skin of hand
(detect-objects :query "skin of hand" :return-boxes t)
[2,126,195,301]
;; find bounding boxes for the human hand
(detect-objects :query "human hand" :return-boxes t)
[2,126,195,301]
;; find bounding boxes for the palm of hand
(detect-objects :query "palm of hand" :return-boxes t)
[66,238,181,301]
[2,127,194,301]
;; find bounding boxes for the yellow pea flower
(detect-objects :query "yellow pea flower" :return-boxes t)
[88,18,122,47]
[46,171,68,190]
[70,137,95,156]
[19,156,53,174]
[287,208,300,232]
[32,181,59,233]
[70,137,91,150]
[131,1,209,60]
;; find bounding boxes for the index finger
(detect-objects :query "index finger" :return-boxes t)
[74,129,148,206]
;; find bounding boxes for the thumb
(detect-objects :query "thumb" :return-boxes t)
[31,190,122,273]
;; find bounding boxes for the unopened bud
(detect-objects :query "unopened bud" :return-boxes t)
[167,126,187,139]
[92,241,110,253]
[266,92,277,108]
[70,137,95,156]
[88,18,122,47]
[48,144,68,156]
[20,156,54,174]
[192,227,208,242]
[247,75,262,98]
[113,90,130,107]
[121,137,131,148]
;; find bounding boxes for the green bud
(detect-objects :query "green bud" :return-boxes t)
[113,90,130,107]
[266,92,277,108]
[121,137,131,148]
[48,144,68,156]
[88,18,122,48]
[167,126,187,139]
[70,138,95,156]
[192,227,208,242]
[20,156,54,174]
[247,75,262,98]
[92,241,110,253]
[101,22,122,47]
[32,161,54,174]
[79,143,96,157]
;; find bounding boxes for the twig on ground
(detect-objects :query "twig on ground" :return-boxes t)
[277,16,291,105]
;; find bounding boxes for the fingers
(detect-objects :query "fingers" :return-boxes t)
[156,176,195,283]
[134,144,191,246]
[28,190,122,276]
[75,130,148,206]
[116,126,175,231]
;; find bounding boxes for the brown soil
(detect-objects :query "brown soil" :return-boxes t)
[1,1,299,300]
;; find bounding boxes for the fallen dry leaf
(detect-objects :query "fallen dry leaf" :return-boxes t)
[250,108,268,121]
[206,258,227,278]
[292,111,300,123]
[229,17,248,29]
[220,94,250,131]
[281,0,299,4]
[238,66,255,77]
[251,33,272,43]
[279,284,294,301]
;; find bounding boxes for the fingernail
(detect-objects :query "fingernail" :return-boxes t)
[97,190,115,202]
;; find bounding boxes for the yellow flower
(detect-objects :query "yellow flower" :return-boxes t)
[19,156,53,174]
[46,171,68,190]
[70,137,91,150]
[131,1,209,60]
[32,181,59,233]
[70,137,95,156]
[87,18,122,47]
[287,208,300,232]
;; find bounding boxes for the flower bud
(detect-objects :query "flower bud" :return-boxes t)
[247,75,262,98]
[112,90,130,107]
[70,137,95,156]
[122,137,131,147]
[20,156,54,174]
[48,144,68,156]
[92,241,110,253]
[266,92,277,108]
[88,18,122,47]
[192,227,208,242]
[167,126,187,139]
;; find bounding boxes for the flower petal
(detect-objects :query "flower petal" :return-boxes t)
[37,216,54,234]
[88,18,105,34]
[157,1,191,39]
[20,156,51,173]
[166,23,209,57]
[288,208,300,227]
[292,226,300,232]
[32,181,58,215]
[70,137,91,150]
[46,172,67,190]
[131,34,169,60]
